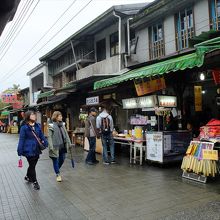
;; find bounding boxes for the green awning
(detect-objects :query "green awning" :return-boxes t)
[1,111,10,116]
[195,36,220,53]
[38,90,55,99]
[94,52,204,90]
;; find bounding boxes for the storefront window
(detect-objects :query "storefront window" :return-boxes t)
[210,0,220,30]
[175,8,194,51]
[110,32,119,57]
[149,23,165,60]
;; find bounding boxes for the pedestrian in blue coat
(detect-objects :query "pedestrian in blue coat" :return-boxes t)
[17,111,48,190]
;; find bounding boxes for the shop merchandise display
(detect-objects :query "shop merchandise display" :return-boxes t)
[181,141,219,177]
[199,119,220,141]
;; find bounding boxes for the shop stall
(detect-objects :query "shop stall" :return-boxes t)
[118,95,191,164]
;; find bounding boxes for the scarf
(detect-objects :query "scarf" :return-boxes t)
[52,121,67,149]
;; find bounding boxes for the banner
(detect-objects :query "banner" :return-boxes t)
[194,86,202,112]
[134,77,166,96]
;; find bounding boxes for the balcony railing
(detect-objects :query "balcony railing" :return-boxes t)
[50,49,95,75]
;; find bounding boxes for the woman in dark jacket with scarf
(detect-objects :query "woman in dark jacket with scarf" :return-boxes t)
[17,111,48,190]
[48,111,71,182]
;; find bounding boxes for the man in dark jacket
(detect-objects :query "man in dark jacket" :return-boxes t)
[85,107,99,165]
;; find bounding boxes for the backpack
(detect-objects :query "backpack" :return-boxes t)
[101,116,111,135]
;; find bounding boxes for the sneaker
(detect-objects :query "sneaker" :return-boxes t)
[111,160,116,164]
[103,161,110,165]
[86,161,95,165]
[94,160,99,164]
[24,176,32,183]
[33,181,40,190]
[56,174,62,182]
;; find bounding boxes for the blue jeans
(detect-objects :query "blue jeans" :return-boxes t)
[86,137,96,162]
[51,150,66,175]
[101,133,115,162]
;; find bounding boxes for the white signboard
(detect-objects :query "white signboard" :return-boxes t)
[146,132,163,162]
[86,96,99,105]
[158,95,177,107]
[137,95,157,108]
[122,98,137,109]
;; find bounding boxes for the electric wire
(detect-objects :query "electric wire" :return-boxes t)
[0,0,35,54]
[0,0,78,78]
[1,0,94,82]
[0,0,41,63]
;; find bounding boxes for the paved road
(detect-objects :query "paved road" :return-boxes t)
[0,133,219,220]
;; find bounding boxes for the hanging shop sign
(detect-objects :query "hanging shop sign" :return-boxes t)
[1,94,18,103]
[86,96,99,106]
[137,95,157,108]
[194,86,202,112]
[122,98,137,109]
[158,95,177,108]
[212,69,220,85]
[122,95,157,109]
[134,77,166,96]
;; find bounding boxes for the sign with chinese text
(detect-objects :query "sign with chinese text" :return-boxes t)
[134,77,166,96]
[202,149,218,161]
[194,86,202,112]
[146,132,163,162]
[158,95,177,107]
[1,94,17,103]
[122,98,137,109]
[86,96,99,106]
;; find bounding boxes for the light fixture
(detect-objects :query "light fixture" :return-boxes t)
[202,90,206,94]
[200,72,205,81]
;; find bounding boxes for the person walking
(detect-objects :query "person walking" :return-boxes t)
[85,107,99,165]
[17,111,48,190]
[96,108,115,165]
[48,111,71,182]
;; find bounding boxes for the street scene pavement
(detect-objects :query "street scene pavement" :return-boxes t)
[0,133,220,220]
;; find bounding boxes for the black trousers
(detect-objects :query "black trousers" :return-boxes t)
[26,156,39,182]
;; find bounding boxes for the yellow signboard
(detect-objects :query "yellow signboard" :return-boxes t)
[194,86,202,112]
[134,77,166,96]
[202,149,218,161]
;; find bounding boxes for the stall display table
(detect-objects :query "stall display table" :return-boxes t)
[114,137,146,165]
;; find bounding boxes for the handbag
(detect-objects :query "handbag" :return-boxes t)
[29,126,46,151]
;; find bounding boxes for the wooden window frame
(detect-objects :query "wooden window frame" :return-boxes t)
[149,22,165,60]
[110,32,119,57]
[175,8,195,51]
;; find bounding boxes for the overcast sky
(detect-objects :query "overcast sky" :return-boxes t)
[0,0,153,92]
